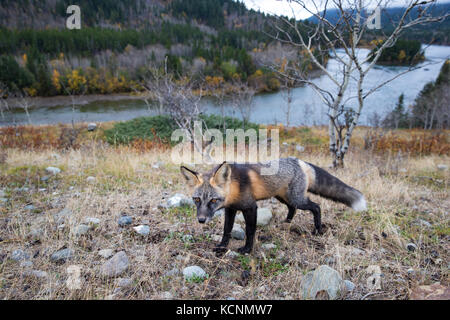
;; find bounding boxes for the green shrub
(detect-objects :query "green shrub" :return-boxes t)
[104,114,260,145]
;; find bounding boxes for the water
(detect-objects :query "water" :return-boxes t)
[1,45,449,127]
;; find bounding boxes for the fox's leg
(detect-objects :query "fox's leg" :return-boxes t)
[238,205,257,254]
[296,199,323,235]
[276,196,297,223]
[213,207,237,253]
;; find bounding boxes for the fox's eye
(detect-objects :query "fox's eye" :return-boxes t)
[210,199,220,204]
[193,197,201,203]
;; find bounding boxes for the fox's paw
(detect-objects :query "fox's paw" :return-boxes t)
[237,246,252,254]
[312,225,325,235]
[213,246,228,253]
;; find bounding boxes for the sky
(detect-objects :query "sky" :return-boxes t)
[241,0,450,19]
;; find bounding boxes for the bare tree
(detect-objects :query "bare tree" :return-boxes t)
[15,90,33,125]
[271,0,449,167]
[142,68,207,155]
[0,83,10,122]
[231,79,255,127]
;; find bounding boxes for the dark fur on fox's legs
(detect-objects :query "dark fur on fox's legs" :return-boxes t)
[239,205,257,254]
[214,208,237,253]
[297,199,323,235]
[276,196,297,223]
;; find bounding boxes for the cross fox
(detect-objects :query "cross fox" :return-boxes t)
[180,157,367,254]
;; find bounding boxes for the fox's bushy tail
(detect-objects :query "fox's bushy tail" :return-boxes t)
[306,163,367,211]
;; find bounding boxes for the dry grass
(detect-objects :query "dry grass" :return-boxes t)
[0,126,449,300]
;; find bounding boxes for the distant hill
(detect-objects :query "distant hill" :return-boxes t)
[307,2,450,44]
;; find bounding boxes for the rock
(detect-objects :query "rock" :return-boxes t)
[410,282,450,300]
[343,280,356,292]
[231,224,245,240]
[236,208,272,226]
[87,123,97,132]
[261,243,277,250]
[24,204,35,211]
[55,208,73,224]
[20,260,33,268]
[100,251,129,277]
[300,265,343,300]
[41,176,50,182]
[183,266,207,281]
[152,161,164,169]
[211,235,222,242]
[66,265,83,290]
[11,249,30,262]
[296,145,305,152]
[115,278,133,288]
[50,248,74,263]
[46,167,61,175]
[166,193,194,208]
[161,291,173,300]
[414,219,432,228]
[437,164,448,171]
[133,225,150,236]
[98,249,114,259]
[73,224,90,237]
[24,270,48,279]
[86,176,96,183]
[226,251,239,258]
[182,234,194,243]
[406,243,418,252]
[0,190,5,197]
[118,216,133,227]
[407,268,415,275]
[366,265,382,290]
[0,197,8,203]
[84,217,100,225]
[213,209,225,219]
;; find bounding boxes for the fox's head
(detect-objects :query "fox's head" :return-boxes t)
[180,162,231,224]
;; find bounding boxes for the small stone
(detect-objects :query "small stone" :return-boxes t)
[262,243,277,250]
[50,248,74,263]
[300,265,343,300]
[84,217,100,225]
[20,260,33,268]
[182,234,194,243]
[41,176,50,182]
[133,225,150,236]
[46,167,61,175]
[73,224,90,237]
[24,270,48,279]
[100,251,129,277]
[211,235,222,242]
[87,123,97,132]
[161,291,173,300]
[414,219,432,228]
[296,145,305,152]
[98,249,114,259]
[213,209,225,219]
[0,197,8,203]
[407,268,415,275]
[366,265,382,290]
[437,164,448,171]
[343,280,355,292]
[24,204,35,211]
[183,266,207,281]
[406,243,418,252]
[166,193,194,208]
[115,278,133,288]
[118,216,133,227]
[86,176,96,183]
[231,224,245,240]
[236,207,272,226]
[11,250,30,262]
[55,208,72,224]
[66,265,83,290]
[0,190,5,197]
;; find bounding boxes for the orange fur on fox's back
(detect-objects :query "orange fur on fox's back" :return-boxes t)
[248,170,271,200]
[224,180,240,206]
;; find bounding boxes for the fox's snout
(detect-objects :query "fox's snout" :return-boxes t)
[198,216,207,223]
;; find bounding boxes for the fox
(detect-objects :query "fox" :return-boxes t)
[180,157,367,254]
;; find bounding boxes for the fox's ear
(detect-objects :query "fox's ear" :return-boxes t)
[180,166,202,186]
[212,162,231,187]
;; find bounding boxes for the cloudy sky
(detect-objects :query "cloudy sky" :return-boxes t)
[241,0,449,19]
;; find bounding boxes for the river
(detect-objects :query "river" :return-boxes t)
[1,45,449,127]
